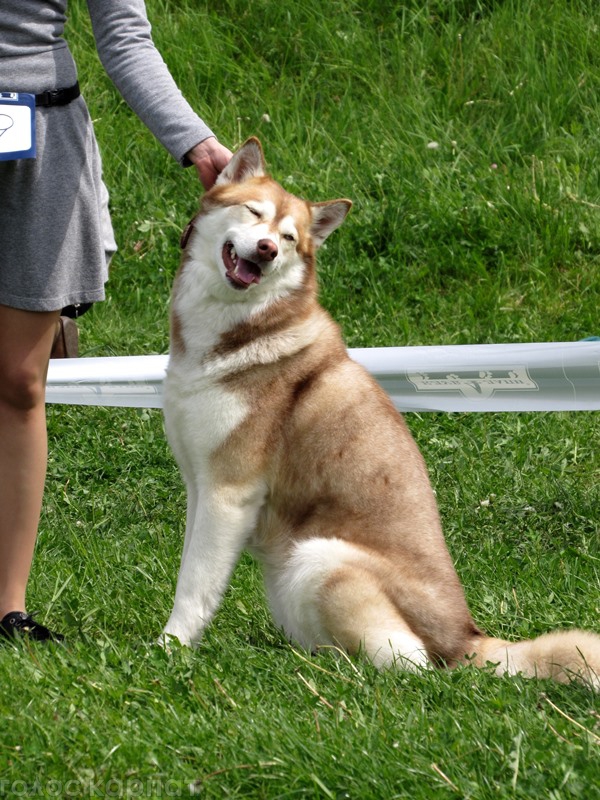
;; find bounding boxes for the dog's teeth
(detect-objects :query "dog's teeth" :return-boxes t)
[230,245,237,263]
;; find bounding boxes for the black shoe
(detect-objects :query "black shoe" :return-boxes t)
[0,611,64,642]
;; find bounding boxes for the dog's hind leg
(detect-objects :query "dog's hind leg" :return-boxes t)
[267,537,429,671]
[319,564,430,671]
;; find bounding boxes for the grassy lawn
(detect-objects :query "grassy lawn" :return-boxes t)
[1,0,599,796]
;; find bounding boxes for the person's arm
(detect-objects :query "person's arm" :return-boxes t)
[86,0,231,187]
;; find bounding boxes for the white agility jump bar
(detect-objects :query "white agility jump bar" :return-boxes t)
[46,341,600,413]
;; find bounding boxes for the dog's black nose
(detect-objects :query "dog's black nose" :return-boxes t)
[257,238,278,261]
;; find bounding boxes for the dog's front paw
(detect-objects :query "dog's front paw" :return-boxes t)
[158,618,204,650]
[156,630,188,652]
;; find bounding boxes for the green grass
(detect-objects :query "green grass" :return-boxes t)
[1,0,599,796]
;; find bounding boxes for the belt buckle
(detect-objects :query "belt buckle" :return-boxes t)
[35,82,80,108]
[36,88,61,107]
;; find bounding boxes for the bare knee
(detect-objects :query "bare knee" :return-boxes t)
[0,306,57,411]
[0,362,46,411]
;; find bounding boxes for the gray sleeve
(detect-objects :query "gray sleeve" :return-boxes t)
[86,0,215,165]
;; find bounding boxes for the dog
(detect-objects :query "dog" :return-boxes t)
[161,137,600,688]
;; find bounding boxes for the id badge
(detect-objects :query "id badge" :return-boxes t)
[0,92,36,161]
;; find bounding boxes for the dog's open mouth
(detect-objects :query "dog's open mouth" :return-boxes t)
[222,242,262,289]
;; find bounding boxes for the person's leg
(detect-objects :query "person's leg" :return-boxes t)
[0,305,60,620]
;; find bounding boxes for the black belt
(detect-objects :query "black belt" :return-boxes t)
[35,81,81,108]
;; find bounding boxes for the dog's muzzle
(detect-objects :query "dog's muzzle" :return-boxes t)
[222,239,278,289]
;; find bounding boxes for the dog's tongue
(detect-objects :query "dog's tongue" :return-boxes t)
[235,257,262,285]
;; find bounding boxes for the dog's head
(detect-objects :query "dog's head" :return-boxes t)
[181,138,352,298]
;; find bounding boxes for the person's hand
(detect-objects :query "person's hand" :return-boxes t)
[186,137,233,190]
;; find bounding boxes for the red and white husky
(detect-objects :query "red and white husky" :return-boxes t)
[161,138,599,688]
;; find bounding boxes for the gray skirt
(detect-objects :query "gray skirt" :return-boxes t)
[0,94,116,312]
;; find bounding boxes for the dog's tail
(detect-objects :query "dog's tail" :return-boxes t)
[466,629,600,689]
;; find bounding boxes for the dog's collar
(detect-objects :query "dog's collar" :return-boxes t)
[180,218,196,249]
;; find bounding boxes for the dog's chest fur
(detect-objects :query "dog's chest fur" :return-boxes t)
[165,269,342,478]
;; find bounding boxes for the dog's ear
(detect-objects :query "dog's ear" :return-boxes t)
[310,200,352,247]
[216,137,266,186]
